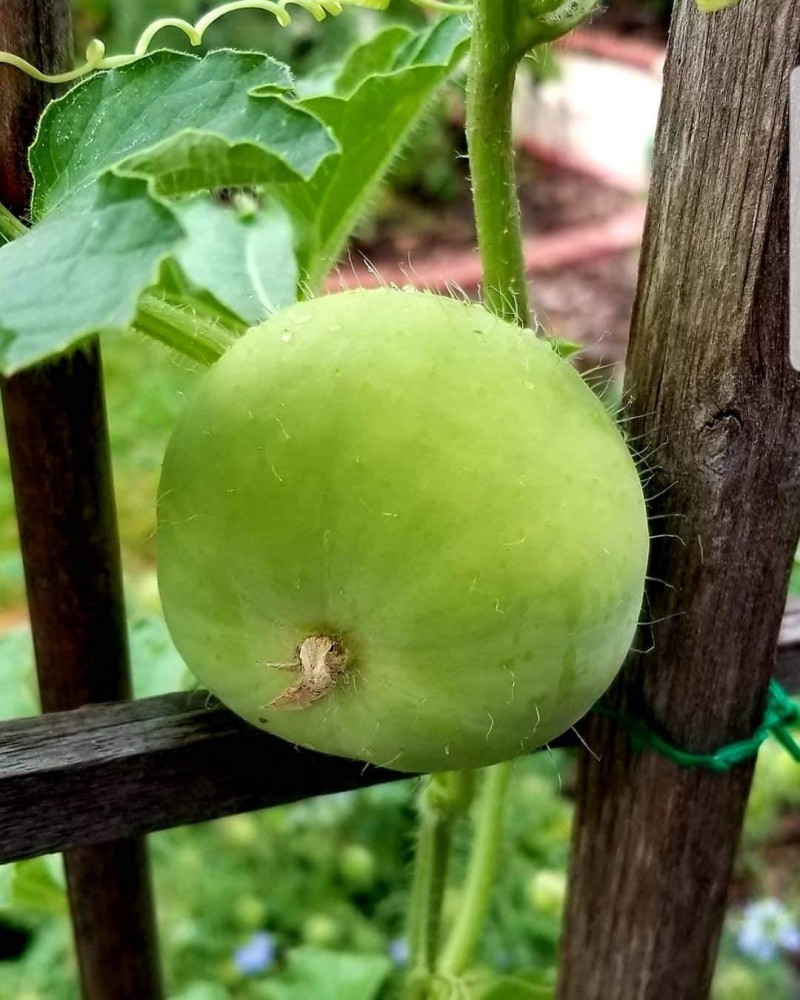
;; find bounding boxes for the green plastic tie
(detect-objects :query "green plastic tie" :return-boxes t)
[594,681,800,772]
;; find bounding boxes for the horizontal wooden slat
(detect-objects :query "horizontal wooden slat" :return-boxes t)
[0,691,406,864]
[2,600,799,864]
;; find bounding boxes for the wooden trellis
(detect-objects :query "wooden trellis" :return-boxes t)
[1,2,799,1000]
[560,4,800,999]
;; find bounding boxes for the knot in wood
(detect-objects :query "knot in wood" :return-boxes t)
[696,408,745,478]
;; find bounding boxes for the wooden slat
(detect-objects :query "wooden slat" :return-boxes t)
[3,595,800,866]
[0,692,405,863]
[559,3,800,999]
[0,4,163,997]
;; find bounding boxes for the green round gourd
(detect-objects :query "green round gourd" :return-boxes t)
[157,288,648,773]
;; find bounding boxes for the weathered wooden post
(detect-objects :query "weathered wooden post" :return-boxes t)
[0,3,163,997]
[559,3,800,998]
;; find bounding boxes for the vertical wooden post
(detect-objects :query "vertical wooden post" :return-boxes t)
[0,3,164,998]
[558,3,800,999]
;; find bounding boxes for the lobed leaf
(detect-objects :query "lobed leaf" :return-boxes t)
[3,856,67,917]
[0,49,333,371]
[0,19,469,371]
[30,49,336,217]
[173,196,299,325]
[331,25,413,98]
[280,15,470,290]
[0,176,182,373]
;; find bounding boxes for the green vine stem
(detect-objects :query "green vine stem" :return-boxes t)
[403,771,476,1000]
[465,0,602,327]
[438,761,514,978]
[465,0,532,328]
[0,202,26,243]
[133,295,242,367]
[410,0,472,12]
[417,2,597,985]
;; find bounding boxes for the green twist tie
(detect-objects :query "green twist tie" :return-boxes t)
[594,681,800,772]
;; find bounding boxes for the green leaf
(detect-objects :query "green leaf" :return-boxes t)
[145,257,249,336]
[262,948,392,1000]
[0,626,37,721]
[547,337,582,359]
[129,612,192,699]
[7,856,67,916]
[280,16,470,289]
[172,985,231,1000]
[0,175,182,373]
[31,50,337,217]
[0,865,14,909]
[332,26,413,98]
[0,49,338,372]
[173,196,299,325]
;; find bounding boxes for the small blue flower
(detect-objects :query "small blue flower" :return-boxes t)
[737,899,800,964]
[778,923,800,955]
[388,937,409,967]
[233,931,276,976]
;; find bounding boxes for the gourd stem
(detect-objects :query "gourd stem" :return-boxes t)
[0,201,26,243]
[438,761,514,977]
[465,0,531,328]
[403,771,476,999]
[133,295,242,367]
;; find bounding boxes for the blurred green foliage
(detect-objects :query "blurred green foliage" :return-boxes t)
[790,551,800,596]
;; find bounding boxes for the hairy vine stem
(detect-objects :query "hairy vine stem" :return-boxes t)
[133,295,242,367]
[465,0,532,328]
[0,202,26,244]
[403,772,476,1000]
[438,762,514,977]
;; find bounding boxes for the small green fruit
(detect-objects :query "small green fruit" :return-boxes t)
[339,844,377,891]
[157,289,648,773]
[301,913,341,948]
[233,896,268,931]
[526,870,567,918]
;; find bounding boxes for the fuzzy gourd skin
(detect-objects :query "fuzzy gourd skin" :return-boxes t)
[157,289,648,773]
